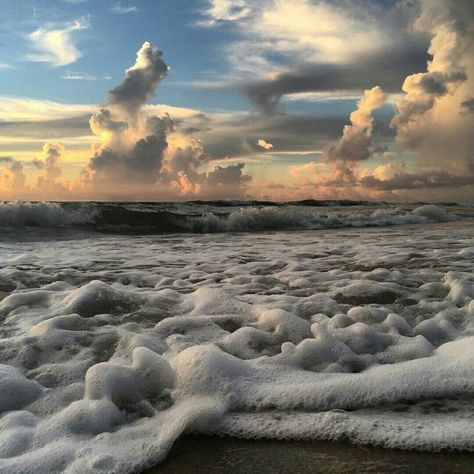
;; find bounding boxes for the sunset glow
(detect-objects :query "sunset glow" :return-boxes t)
[1,0,472,202]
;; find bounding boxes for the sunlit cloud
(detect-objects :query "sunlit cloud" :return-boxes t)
[199,1,397,76]
[199,0,251,27]
[25,17,90,67]
[0,96,93,121]
[257,139,273,150]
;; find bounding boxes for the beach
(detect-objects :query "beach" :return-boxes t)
[0,201,473,472]
[154,436,474,474]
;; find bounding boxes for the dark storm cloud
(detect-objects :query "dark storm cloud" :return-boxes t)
[242,42,430,113]
[461,98,474,114]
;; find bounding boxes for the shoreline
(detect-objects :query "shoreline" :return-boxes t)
[148,435,474,473]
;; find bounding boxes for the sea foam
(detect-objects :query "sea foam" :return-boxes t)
[0,216,473,472]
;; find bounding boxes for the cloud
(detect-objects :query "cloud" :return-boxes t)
[196,0,429,112]
[281,87,401,199]
[0,146,69,198]
[78,42,251,200]
[242,47,427,113]
[392,70,468,148]
[0,156,15,165]
[360,170,474,191]
[9,162,27,190]
[84,42,174,188]
[108,42,169,115]
[26,17,90,67]
[200,0,251,26]
[391,0,474,176]
[323,86,387,163]
[36,143,64,189]
[89,108,129,135]
[257,139,273,150]
[460,98,474,114]
[111,4,140,14]
[89,115,173,185]
[0,63,14,70]
[0,96,93,122]
[0,160,26,194]
[61,71,112,81]
[201,163,251,198]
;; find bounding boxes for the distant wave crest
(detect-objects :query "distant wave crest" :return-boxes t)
[0,200,464,233]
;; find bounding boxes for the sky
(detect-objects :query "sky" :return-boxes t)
[0,0,473,202]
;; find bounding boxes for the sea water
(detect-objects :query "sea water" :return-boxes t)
[0,201,473,473]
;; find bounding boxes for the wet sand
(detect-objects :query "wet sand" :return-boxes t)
[149,436,474,473]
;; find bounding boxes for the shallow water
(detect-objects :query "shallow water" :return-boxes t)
[0,208,473,473]
[153,436,474,474]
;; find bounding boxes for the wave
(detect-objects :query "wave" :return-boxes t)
[0,201,98,228]
[0,200,466,234]
[193,204,460,232]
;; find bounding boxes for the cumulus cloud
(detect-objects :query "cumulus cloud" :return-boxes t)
[202,163,251,198]
[323,86,387,163]
[0,145,70,199]
[391,0,474,183]
[36,143,68,192]
[318,86,387,183]
[78,42,251,199]
[1,162,26,195]
[257,139,273,150]
[108,42,169,116]
[89,108,129,135]
[392,69,467,148]
[26,18,89,67]
[9,162,27,190]
[89,115,173,185]
[284,0,474,202]
[0,157,26,194]
[82,42,174,190]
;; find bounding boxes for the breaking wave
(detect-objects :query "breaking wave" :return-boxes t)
[0,200,468,234]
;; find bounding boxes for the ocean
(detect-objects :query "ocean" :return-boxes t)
[0,200,473,473]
